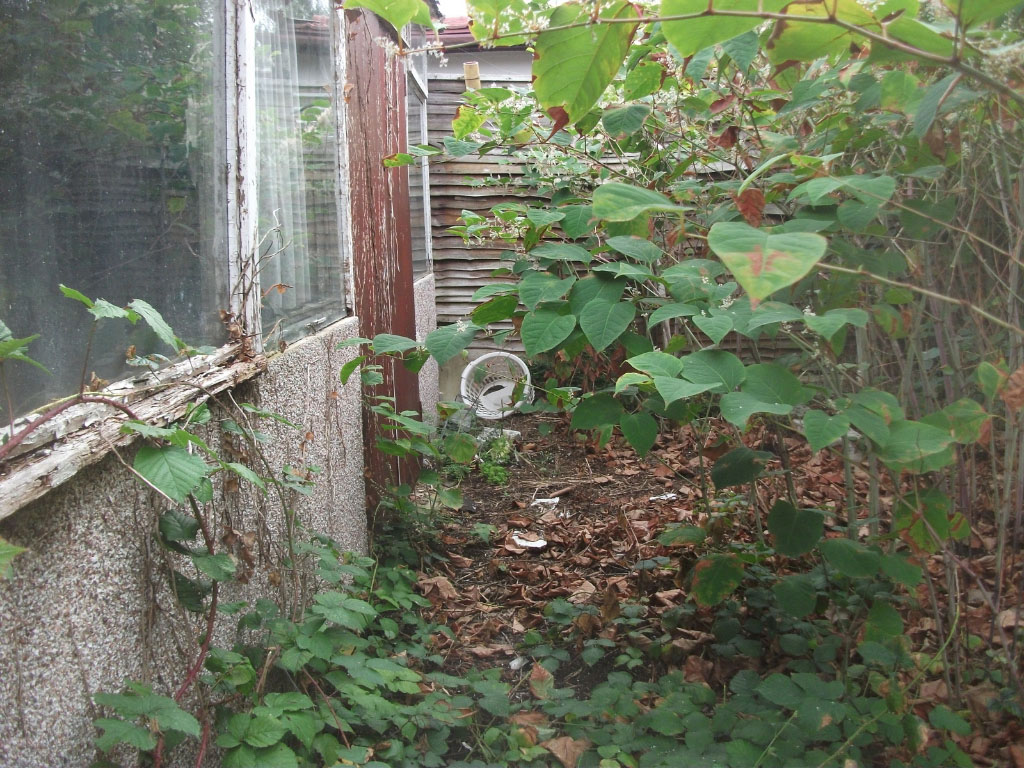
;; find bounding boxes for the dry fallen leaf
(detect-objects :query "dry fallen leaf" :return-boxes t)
[541,736,591,768]
[733,188,766,227]
[1002,363,1024,411]
[417,575,458,604]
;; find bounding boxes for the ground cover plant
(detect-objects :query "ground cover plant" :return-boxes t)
[4,0,1024,765]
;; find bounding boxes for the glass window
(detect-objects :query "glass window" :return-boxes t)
[407,81,432,279]
[0,0,349,425]
[253,0,345,346]
[0,0,224,418]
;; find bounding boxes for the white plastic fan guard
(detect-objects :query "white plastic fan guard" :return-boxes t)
[459,352,533,420]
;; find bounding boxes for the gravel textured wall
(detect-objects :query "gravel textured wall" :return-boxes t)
[414,273,440,424]
[0,317,366,767]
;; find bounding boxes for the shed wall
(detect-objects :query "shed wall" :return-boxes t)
[0,318,366,767]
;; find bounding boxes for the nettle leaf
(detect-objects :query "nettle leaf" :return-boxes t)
[619,411,659,456]
[593,182,688,221]
[345,0,432,33]
[711,446,773,488]
[533,1,639,126]
[579,299,636,352]
[767,500,824,557]
[661,0,787,58]
[95,718,158,752]
[691,554,745,606]
[707,222,826,305]
[159,510,200,551]
[134,445,210,504]
[602,104,651,136]
[519,272,577,310]
[929,705,972,736]
[571,393,623,431]
[193,553,237,581]
[865,601,903,641]
[425,323,480,365]
[521,307,577,357]
[757,673,803,710]
[128,299,178,349]
[802,409,851,452]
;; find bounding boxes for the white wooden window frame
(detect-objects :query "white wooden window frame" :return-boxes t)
[0,0,354,518]
[407,74,433,278]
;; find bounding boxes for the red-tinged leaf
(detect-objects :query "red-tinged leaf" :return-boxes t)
[710,125,739,149]
[691,554,745,606]
[1001,363,1024,411]
[529,663,554,699]
[546,106,570,138]
[733,188,766,227]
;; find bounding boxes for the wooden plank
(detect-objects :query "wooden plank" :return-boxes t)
[346,10,420,502]
[0,348,266,519]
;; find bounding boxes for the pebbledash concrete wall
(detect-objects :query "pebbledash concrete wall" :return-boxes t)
[414,273,440,422]
[0,317,368,767]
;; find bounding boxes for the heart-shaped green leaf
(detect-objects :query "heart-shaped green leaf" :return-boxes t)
[579,299,636,352]
[425,323,480,365]
[661,0,787,58]
[533,1,639,125]
[628,351,683,378]
[521,308,577,357]
[681,350,746,392]
[802,409,851,452]
[653,376,715,406]
[693,314,733,345]
[571,392,624,430]
[518,272,576,310]
[767,500,824,557]
[691,554,745,606]
[620,411,658,456]
[593,182,689,222]
[708,222,826,305]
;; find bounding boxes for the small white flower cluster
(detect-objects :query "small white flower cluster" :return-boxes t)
[373,36,401,60]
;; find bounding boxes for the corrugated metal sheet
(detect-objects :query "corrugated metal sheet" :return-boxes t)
[427,76,803,362]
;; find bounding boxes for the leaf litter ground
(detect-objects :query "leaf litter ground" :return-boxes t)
[411,413,1024,767]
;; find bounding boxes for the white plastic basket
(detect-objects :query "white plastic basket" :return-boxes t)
[459,352,532,420]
